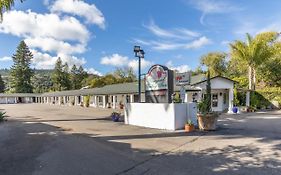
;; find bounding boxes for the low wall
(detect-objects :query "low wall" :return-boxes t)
[124,103,197,130]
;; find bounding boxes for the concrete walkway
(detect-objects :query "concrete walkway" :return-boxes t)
[0,104,281,175]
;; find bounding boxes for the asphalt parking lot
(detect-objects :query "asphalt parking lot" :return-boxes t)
[0,104,281,175]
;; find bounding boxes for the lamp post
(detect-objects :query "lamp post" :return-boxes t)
[134,46,145,102]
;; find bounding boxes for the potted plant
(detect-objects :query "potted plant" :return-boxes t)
[232,87,239,113]
[111,112,121,122]
[119,101,124,109]
[185,120,195,132]
[197,71,219,131]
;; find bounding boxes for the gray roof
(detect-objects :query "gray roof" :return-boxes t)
[39,88,99,97]
[0,93,39,97]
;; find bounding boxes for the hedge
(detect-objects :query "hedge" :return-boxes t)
[252,87,281,109]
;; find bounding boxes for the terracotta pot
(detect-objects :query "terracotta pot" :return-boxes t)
[185,124,195,132]
[197,113,219,131]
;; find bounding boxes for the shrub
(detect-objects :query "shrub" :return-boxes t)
[253,87,281,108]
[173,92,182,103]
[0,111,7,122]
[84,95,90,107]
[233,87,240,106]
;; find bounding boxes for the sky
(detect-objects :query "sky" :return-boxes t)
[0,0,281,76]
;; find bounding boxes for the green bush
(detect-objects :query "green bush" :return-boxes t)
[173,92,182,103]
[0,111,7,122]
[251,87,281,109]
[84,95,90,107]
[233,87,240,106]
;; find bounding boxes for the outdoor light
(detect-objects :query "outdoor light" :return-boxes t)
[134,46,141,56]
[133,46,145,102]
[139,49,145,58]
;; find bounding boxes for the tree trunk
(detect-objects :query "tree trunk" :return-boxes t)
[248,66,252,90]
[253,67,256,90]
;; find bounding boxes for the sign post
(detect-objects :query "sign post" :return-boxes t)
[175,72,191,103]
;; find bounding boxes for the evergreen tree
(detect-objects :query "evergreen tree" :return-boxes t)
[0,74,5,93]
[9,41,34,93]
[70,64,79,89]
[205,71,212,113]
[77,66,88,81]
[51,57,70,91]
[76,65,88,89]
[62,63,71,90]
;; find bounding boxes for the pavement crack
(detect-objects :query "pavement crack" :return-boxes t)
[115,133,205,175]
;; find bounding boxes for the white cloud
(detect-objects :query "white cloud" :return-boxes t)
[144,20,200,39]
[0,10,89,43]
[31,49,58,69]
[221,40,230,46]
[25,37,86,55]
[257,23,281,34]
[134,36,211,51]
[0,56,12,62]
[50,0,105,29]
[128,59,153,71]
[0,7,102,69]
[100,53,153,71]
[31,49,86,69]
[185,36,212,49]
[135,20,211,51]
[85,68,103,76]
[188,0,242,24]
[100,54,129,67]
[166,60,190,73]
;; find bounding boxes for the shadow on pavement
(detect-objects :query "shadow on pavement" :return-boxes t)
[0,114,281,175]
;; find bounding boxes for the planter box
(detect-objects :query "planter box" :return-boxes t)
[197,113,219,131]
[124,103,197,130]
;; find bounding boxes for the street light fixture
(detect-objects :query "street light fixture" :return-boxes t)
[134,46,145,102]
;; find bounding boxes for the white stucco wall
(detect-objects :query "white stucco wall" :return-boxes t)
[196,77,234,90]
[191,77,234,112]
[124,103,197,130]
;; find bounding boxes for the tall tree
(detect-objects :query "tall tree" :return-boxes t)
[70,64,79,89]
[205,71,212,113]
[0,0,23,21]
[113,67,136,83]
[51,58,70,91]
[0,74,5,92]
[77,65,88,88]
[62,63,71,90]
[230,32,279,90]
[9,40,34,93]
[32,74,53,93]
[200,52,227,77]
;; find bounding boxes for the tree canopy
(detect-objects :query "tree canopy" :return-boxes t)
[0,74,5,92]
[9,40,34,93]
[230,32,280,90]
[0,0,23,22]
[200,52,227,77]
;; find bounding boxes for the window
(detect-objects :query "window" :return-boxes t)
[212,94,218,107]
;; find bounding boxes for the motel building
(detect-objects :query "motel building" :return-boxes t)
[0,74,236,112]
[0,65,238,130]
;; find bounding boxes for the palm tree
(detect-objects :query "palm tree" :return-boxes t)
[0,0,23,22]
[230,32,279,90]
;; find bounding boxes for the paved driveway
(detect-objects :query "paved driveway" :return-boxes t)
[0,104,281,175]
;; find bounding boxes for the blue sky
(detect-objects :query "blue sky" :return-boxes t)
[0,0,281,75]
